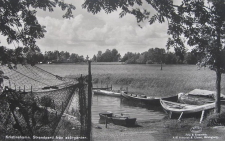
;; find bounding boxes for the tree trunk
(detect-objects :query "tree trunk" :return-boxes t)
[215,67,221,113]
[215,23,222,113]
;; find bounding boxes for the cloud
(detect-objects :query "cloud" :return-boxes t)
[34,1,170,57]
[0,0,171,59]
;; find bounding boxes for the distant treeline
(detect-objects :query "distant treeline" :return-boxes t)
[24,50,86,64]
[91,48,198,64]
[40,48,198,64]
[0,46,197,65]
[42,51,85,63]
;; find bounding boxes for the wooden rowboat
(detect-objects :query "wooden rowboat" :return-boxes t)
[160,99,215,114]
[93,89,121,97]
[121,91,160,104]
[121,91,178,105]
[160,97,215,122]
[99,111,136,127]
[178,89,225,105]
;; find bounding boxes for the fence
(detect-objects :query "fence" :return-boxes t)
[0,64,92,140]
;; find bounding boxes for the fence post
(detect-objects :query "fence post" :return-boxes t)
[87,60,92,140]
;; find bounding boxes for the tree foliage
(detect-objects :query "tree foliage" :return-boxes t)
[83,0,225,113]
[93,48,120,62]
[0,0,75,65]
[121,48,197,64]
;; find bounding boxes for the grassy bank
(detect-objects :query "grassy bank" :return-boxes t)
[37,64,225,140]
[91,64,225,97]
[38,64,225,97]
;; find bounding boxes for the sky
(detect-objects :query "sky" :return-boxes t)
[0,0,173,58]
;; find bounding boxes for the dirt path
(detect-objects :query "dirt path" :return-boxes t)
[92,123,157,141]
[92,119,225,141]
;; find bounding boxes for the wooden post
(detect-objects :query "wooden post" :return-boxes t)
[169,111,172,119]
[161,61,162,71]
[87,60,92,140]
[178,112,183,121]
[62,102,64,112]
[200,110,205,123]
[24,85,25,92]
[53,100,55,110]
[105,115,108,128]
[126,87,128,92]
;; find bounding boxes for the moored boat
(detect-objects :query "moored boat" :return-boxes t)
[178,89,225,105]
[99,111,136,127]
[121,91,178,105]
[160,96,215,122]
[121,91,160,104]
[93,89,121,97]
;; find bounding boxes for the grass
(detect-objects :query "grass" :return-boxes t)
[37,63,225,140]
[92,64,225,97]
[38,64,225,97]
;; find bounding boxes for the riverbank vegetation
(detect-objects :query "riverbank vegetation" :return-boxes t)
[0,46,198,65]
[38,64,225,98]
[90,64,225,97]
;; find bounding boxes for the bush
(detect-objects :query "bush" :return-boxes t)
[39,96,55,109]
[205,112,225,126]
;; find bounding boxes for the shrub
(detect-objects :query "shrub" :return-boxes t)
[205,112,225,126]
[39,96,55,109]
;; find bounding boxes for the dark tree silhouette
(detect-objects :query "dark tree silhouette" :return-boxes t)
[82,0,225,113]
[0,0,75,65]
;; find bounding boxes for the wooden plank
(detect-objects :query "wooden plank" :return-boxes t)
[178,112,183,121]
[200,110,205,123]
[169,111,172,119]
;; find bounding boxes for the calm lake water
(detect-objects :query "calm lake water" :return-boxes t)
[37,64,166,123]
[92,95,165,123]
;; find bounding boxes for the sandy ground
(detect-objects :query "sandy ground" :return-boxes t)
[92,119,225,141]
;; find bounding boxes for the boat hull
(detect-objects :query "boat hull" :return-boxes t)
[160,99,215,118]
[178,89,225,105]
[93,89,121,97]
[99,113,136,127]
[121,91,160,105]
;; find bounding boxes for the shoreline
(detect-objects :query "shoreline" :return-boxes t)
[92,118,225,141]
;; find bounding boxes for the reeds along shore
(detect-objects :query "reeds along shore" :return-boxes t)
[38,64,225,97]
[90,65,225,97]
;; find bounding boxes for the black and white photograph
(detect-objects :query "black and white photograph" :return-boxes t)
[1,0,225,140]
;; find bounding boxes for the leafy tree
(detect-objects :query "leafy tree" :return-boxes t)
[121,52,135,62]
[184,52,198,64]
[101,49,112,62]
[70,53,79,63]
[0,0,75,65]
[94,49,120,62]
[83,0,225,113]
[96,51,102,62]
[164,52,177,64]
[136,52,147,64]
[111,48,121,62]
[92,55,97,62]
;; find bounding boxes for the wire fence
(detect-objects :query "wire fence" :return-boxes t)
[0,64,91,140]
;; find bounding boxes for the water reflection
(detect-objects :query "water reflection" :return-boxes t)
[92,95,165,124]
